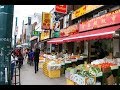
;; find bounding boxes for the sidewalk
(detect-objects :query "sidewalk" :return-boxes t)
[20,61,66,85]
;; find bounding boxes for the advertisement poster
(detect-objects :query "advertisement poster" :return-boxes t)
[41,12,51,30]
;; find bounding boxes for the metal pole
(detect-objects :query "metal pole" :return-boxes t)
[14,17,17,48]
[0,5,14,85]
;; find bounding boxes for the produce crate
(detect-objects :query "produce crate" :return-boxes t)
[39,63,44,69]
[65,70,71,79]
[73,74,96,85]
[66,79,75,85]
[48,69,60,78]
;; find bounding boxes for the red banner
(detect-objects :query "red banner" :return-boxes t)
[79,9,120,32]
[60,24,78,37]
[55,5,67,14]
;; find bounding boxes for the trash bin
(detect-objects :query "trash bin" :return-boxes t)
[11,60,15,80]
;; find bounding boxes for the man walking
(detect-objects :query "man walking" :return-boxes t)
[34,48,40,73]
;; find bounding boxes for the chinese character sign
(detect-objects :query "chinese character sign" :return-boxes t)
[79,9,120,32]
[41,12,51,30]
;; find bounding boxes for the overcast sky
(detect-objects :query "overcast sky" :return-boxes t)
[12,5,55,38]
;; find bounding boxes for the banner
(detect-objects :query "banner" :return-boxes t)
[60,24,78,37]
[55,5,67,14]
[41,12,51,30]
[71,5,103,20]
[79,9,120,32]
[40,31,50,40]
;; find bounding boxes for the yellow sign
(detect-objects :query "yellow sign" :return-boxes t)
[85,5,103,14]
[42,12,51,30]
[71,5,103,20]
[71,5,86,20]
[40,31,50,40]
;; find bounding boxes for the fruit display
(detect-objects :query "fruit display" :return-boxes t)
[65,67,77,79]
[47,61,61,70]
[39,56,45,60]
[77,71,93,77]
[76,64,102,77]
[99,63,117,69]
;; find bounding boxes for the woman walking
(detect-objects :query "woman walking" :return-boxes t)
[34,48,40,73]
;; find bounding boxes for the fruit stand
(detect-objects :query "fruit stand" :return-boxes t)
[64,58,120,85]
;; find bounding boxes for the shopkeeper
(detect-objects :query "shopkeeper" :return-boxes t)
[95,45,106,59]
[103,51,116,64]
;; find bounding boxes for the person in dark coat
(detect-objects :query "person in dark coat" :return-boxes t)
[17,49,24,68]
[34,48,40,73]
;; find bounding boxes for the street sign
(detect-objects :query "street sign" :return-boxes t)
[14,26,18,35]
[32,31,40,36]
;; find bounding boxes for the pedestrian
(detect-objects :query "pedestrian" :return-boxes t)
[18,49,24,68]
[34,48,40,73]
[29,49,34,66]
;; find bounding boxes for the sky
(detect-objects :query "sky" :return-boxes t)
[12,5,55,39]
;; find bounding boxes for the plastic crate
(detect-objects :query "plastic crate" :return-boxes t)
[66,79,75,85]
[48,70,60,78]
[39,63,44,69]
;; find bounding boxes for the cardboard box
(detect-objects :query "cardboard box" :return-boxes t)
[107,75,115,85]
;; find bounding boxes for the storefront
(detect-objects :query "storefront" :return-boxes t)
[63,9,120,62]
[40,30,50,53]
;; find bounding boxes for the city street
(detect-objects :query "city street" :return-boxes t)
[20,61,66,85]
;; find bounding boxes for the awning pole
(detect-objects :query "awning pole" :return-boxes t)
[88,41,91,63]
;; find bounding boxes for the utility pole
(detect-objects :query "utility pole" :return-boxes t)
[0,5,14,85]
[14,17,18,48]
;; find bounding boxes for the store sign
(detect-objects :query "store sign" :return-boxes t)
[32,31,39,36]
[53,21,60,31]
[71,5,86,20]
[79,9,120,32]
[71,5,103,20]
[40,31,50,40]
[60,24,78,37]
[85,5,103,14]
[53,31,60,38]
[55,5,67,14]
[41,12,51,30]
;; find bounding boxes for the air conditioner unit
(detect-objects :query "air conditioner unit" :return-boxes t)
[93,14,99,18]
[98,10,107,16]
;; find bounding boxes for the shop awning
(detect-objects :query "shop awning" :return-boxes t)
[47,37,64,44]
[63,25,120,42]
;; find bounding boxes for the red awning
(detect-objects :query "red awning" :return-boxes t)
[47,37,64,44]
[63,25,120,42]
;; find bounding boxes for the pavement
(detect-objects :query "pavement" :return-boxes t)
[20,60,66,85]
